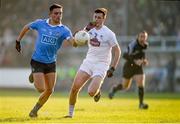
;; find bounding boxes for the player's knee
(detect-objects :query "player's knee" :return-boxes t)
[37,88,45,93]
[34,83,45,93]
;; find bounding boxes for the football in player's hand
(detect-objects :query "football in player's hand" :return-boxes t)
[74,30,90,46]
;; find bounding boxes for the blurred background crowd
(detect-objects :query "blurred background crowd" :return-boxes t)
[0,0,180,92]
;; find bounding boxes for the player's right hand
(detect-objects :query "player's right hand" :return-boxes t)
[15,40,21,52]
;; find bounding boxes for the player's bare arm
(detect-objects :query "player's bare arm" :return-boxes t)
[16,25,30,42]
[110,44,121,69]
[107,44,121,78]
[15,25,30,52]
[65,37,78,47]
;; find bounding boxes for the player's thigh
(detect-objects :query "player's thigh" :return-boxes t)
[33,73,45,90]
[72,70,90,90]
[122,78,132,89]
[133,74,145,87]
[88,76,103,94]
[44,72,57,90]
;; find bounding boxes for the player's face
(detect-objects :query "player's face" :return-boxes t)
[50,8,63,24]
[138,32,148,46]
[93,13,105,28]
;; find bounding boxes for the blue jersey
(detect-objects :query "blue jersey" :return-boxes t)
[28,19,72,63]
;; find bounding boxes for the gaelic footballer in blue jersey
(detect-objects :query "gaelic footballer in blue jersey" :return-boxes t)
[15,3,76,118]
[109,31,149,109]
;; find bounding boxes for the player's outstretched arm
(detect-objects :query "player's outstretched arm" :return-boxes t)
[16,25,30,42]
[66,37,78,47]
[16,25,30,52]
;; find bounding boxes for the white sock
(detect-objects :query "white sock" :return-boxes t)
[69,105,74,117]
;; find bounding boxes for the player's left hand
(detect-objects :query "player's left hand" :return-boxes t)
[15,40,21,52]
[107,67,115,78]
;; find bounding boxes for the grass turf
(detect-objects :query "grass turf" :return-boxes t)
[0,89,180,123]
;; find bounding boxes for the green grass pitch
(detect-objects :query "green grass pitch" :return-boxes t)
[0,89,180,123]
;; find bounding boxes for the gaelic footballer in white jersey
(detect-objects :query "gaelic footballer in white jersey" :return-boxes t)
[80,25,118,78]
[66,8,121,118]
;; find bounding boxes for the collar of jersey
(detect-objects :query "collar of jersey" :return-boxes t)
[46,19,62,27]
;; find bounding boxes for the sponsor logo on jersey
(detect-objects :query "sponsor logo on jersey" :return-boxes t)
[41,34,57,45]
[90,37,100,47]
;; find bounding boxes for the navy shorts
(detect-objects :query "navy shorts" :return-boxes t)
[30,59,56,74]
[123,61,144,79]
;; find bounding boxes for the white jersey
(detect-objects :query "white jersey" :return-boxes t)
[85,25,118,65]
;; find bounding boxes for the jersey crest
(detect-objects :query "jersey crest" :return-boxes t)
[90,37,100,47]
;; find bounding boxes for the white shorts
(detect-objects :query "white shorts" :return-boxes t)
[79,59,109,79]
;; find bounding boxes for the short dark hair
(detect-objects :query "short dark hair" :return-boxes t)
[49,4,63,12]
[94,8,108,18]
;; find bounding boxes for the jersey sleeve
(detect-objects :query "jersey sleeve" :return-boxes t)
[123,41,136,61]
[62,27,73,41]
[127,41,135,54]
[108,32,118,47]
[28,19,42,30]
